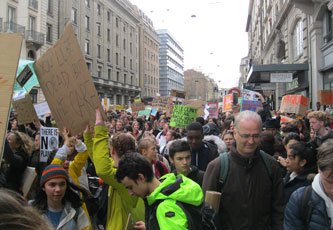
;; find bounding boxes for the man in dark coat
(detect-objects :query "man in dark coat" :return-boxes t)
[202,111,285,230]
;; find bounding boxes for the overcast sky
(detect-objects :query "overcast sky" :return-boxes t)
[130,0,250,88]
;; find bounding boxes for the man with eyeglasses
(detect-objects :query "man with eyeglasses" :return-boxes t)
[203,110,284,230]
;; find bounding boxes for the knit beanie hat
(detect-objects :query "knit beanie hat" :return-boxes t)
[40,164,69,186]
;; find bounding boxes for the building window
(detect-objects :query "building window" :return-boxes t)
[28,16,36,39]
[324,10,333,43]
[107,11,111,21]
[130,59,132,70]
[116,71,119,81]
[107,49,110,62]
[86,62,91,72]
[108,68,111,80]
[97,66,102,78]
[131,75,133,85]
[85,0,90,8]
[97,4,101,15]
[130,42,132,53]
[97,44,101,58]
[85,40,90,54]
[123,56,126,68]
[71,8,77,24]
[116,95,121,105]
[293,19,303,59]
[46,24,52,42]
[7,7,16,31]
[116,17,119,28]
[124,74,127,84]
[116,34,119,46]
[123,25,126,32]
[85,16,90,31]
[97,23,101,36]
[116,53,119,65]
[47,0,53,15]
[123,39,126,50]
[107,29,110,41]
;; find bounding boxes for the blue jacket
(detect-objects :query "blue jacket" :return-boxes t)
[284,186,331,230]
[283,172,312,204]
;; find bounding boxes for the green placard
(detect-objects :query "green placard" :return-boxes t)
[170,105,198,128]
[138,109,151,119]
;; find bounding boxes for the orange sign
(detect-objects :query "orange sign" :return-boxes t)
[280,95,309,116]
[318,90,333,105]
[223,94,233,112]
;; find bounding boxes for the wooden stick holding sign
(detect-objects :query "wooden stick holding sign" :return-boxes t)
[34,22,105,136]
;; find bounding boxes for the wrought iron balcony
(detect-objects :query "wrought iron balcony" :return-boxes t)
[28,0,38,10]
[25,30,45,46]
[4,22,25,35]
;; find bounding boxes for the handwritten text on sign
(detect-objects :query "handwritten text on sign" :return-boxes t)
[34,23,103,136]
[318,90,333,105]
[40,127,58,162]
[170,105,198,128]
[280,95,309,116]
[241,100,263,112]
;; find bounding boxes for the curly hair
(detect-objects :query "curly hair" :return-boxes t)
[10,131,34,156]
[307,111,327,122]
[110,132,136,157]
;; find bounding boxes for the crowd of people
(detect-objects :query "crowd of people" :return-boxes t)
[0,95,332,230]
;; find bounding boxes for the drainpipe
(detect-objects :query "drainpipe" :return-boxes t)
[307,15,313,109]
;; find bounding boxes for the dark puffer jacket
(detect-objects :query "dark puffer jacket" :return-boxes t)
[283,172,313,204]
[284,186,331,230]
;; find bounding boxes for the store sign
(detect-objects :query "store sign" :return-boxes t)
[270,73,293,83]
[254,83,276,90]
[286,77,299,91]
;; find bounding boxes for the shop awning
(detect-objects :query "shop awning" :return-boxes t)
[247,63,309,83]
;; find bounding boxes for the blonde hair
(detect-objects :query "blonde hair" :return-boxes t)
[307,111,327,122]
[137,137,156,154]
[10,131,34,156]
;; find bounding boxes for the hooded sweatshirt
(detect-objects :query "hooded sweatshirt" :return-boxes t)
[312,174,333,229]
[145,173,204,230]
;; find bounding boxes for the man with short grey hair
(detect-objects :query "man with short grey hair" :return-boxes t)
[203,110,284,229]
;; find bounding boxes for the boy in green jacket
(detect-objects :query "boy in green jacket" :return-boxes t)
[115,152,204,230]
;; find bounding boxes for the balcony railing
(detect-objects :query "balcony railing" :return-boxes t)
[4,22,25,35]
[26,30,45,45]
[28,0,38,10]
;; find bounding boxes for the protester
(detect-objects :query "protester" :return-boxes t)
[308,111,333,147]
[277,132,301,168]
[115,152,204,230]
[85,109,144,230]
[203,111,284,229]
[115,120,124,133]
[284,139,333,229]
[160,130,181,158]
[31,164,90,230]
[186,122,219,171]
[0,188,53,230]
[153,118,166,136]
[283,142,317,203]
[221,130,235,151]
[138,137,169,178]
[169,139,205,187]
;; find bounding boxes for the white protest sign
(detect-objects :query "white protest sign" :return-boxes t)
[40,127,58,162]
[241,89,259,101]
[34,101,51,116]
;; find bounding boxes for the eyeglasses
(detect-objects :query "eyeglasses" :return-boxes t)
[237,132,260,140]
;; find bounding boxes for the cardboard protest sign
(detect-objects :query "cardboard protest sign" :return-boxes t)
[318,90,333,105]
[280,115,295,123]
[138,109,151,119]
[170,89,186,99]
[40,127,59,162]
[223,94,233,112]
[170,105,198,128]
[131,101,145,112]
[0,33,23,165]
[34,22,104,136]
[166,96,174,117]
[182,100,206,117]
[280,95,309,116]
[241,100,263,112]
[241,89,258,101]
[12,94,39,125]
[207,103,218,118]
[34,101,51,117]
[152,96,168,109]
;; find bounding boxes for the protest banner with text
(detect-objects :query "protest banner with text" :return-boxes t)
[182,100,206,117]
[223,94,233,112]
[280,95,309,116]
[131,101,145,112]
[34,23,104,136]
[241,89,259,101]
[34,101,51,117]
[207,103,218,118]
[170,105,198,128]
[318,90,333,105]
[40,127,59,162]
[241,100,263,112]
[13,94,39,125]
[152,96,168,109]
[0,33,23,165]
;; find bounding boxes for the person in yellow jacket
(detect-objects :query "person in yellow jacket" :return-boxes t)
[51,128,92,230]
[83,109,144,230]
